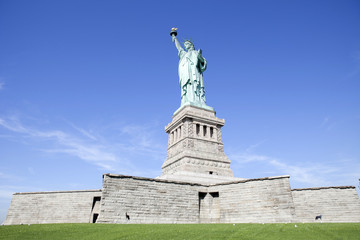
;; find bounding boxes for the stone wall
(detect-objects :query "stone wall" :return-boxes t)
[4,190,101,225]
[97,174,205,224]
[5,175,360,225]
[292,186,360,222]
[208,175,297,223]
[97,174,299,224]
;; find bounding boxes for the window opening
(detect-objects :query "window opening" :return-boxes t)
[92,213,99,223]
[210,192,219,198]
[92,196,101,210]
[198,192,207,212]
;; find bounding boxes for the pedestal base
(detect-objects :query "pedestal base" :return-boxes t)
[159,105,240,184]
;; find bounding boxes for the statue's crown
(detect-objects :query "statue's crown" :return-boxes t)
[183,39,194,49]
[183,39,193,44]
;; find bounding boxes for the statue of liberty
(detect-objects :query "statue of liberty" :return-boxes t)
[170,28,213,111]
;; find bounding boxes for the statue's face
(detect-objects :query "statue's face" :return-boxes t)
[184,41,194,50]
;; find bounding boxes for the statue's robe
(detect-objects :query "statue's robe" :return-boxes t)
[178,49,207,107]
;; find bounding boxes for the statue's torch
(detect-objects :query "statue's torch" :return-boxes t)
[170,27,178,37]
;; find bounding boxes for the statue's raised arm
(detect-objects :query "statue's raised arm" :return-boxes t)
[170,28,183,53]
[170,28,213,112]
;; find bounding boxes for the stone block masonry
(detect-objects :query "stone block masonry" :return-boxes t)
[97,174,299,224]
[4,174,360,224]
[4,190,101,225]
[160,105,238,184]
[97,174,205,224]
[292,186,360,222]
[209,176,297,223]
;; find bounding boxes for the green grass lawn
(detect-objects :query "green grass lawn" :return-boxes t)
[1,223,359,240]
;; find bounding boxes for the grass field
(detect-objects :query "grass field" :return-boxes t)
[1,223,359,240]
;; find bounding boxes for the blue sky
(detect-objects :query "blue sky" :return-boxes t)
[0,0,359,223]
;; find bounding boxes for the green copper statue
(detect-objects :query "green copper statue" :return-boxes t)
[170,28,213,111]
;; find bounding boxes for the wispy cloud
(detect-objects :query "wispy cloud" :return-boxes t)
[0,189,16,199]
[0,116,117,170]
[27,167,36,175]
[230,152,329,185]
[0,172,23,182]
[228,142,355,188]
[320,117,329,127]
[342,50,360,80]
[0,185,47,199]
[119,124,164,156]
[67,122,98,141]
[0,116,165,175]
[320,116,336,131]
[0,188,21,199]
[243,140,267,153]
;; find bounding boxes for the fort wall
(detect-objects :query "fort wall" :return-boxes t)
[292,186,360,222]
[4,175,360,224]
[4,190,101,225]
[97,174,300,224]
[208,176,297,223]
[97,174,205,224]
